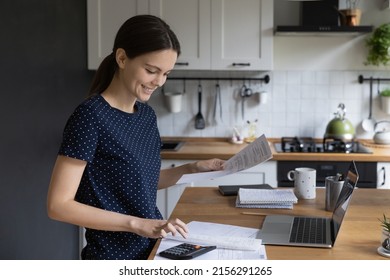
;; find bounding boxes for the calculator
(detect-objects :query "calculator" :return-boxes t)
[158,243,216,260]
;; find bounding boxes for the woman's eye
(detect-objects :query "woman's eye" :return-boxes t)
[145,68,155,74]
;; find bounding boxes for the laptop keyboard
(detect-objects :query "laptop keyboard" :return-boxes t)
[289,217,327,244]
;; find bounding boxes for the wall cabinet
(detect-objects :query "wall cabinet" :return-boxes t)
[87,0,273,70]
[157,159,277,219]
[87,0,152,69]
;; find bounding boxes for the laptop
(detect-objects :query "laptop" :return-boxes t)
[259,161,359,248]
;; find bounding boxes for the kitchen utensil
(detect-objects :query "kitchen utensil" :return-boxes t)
[195,83,205,129]
[240,84,253,120]
[362,79,376,132]
[373,121,390,144]
[324,103,355,141]
[213,82,222,124]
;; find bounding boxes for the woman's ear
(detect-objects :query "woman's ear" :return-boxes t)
[115,48,127,68]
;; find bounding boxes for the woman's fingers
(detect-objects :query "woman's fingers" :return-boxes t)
[161,218,189,238]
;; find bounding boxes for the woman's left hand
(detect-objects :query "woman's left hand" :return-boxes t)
[194,158,225,172]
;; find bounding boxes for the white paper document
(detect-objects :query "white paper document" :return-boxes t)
[176,134,273,184]
[154,221,267,260]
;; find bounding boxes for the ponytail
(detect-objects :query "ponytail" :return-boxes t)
[88,53,117,96]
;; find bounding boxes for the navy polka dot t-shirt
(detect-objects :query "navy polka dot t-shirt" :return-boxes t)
[59,94,163,260]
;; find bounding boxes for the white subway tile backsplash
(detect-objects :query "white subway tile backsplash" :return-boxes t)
[301,71,316,85]
[287,71,301,85]
[149,70,390,140]
[286,84,301,100]
[315,71,330,85]
[330,71,344,85]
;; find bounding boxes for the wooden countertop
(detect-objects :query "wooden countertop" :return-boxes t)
[149,187,390,260]
[161,137,390,162]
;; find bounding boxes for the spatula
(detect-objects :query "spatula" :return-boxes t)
[195,84,205,129]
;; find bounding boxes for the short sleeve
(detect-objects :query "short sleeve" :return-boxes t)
[59,105,99,162]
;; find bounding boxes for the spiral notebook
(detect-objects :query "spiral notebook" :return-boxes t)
[236,188,298,209]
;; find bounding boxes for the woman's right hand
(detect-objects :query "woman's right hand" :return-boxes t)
[131,217,189,239]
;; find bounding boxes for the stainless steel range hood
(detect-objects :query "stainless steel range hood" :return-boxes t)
[275,0,373,36]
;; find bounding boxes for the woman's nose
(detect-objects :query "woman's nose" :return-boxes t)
[153,75,167,88]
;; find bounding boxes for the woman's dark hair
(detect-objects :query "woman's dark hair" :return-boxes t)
[88,15,181,96]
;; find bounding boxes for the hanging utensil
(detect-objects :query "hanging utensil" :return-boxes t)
[362,78,376,132]
[240,83,253,120]
[213,82,223,124]
[195,83,205,129]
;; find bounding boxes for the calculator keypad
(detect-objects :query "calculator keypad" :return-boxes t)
[159,243,216,260]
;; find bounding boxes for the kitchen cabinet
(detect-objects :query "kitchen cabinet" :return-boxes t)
[157,159,277,218]
[87,0,273,70]
[377,162,390,189]
[209,0,273,70]
[151,0,273,70]
[86,0,153,70]
[150,0,211,70]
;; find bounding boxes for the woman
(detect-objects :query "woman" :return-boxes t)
[47,15,224,260]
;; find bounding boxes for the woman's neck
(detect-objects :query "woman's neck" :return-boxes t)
[102,84,137,114]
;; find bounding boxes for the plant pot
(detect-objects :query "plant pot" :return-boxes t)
[164,92,183,113]
[339,9,361,26]
[381,229,389,242]
[378,229,390,257]
[380,95,390,114]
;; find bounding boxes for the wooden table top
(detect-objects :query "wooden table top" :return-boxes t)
[149,187,390,260]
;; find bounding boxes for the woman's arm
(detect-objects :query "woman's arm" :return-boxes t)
[158,158,225,189]
[47,155,188,238]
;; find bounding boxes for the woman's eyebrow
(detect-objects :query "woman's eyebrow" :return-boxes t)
[146,63,173,74]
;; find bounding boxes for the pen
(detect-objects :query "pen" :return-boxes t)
[241,212,268,216]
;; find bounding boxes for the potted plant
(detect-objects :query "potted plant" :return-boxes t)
[379,213,390,252]
[365,23,390,67]
[380,88,390,114]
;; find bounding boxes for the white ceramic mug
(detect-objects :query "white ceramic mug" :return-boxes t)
[287,167,316,199]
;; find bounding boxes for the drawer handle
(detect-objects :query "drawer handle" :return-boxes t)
[232,63,251,67]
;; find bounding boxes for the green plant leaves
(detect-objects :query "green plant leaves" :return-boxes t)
[365,23,390,66]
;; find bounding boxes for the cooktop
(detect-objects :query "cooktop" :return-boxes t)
[273,137,372,154]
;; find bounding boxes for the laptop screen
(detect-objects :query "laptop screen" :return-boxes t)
[330,161,359,242]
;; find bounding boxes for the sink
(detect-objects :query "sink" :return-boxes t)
[161,141,184,151]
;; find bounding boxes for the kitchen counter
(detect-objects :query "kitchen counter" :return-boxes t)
[161,137,390,162]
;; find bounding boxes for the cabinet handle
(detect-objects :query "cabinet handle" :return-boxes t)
[170,164,176,168]
[381,166,386,186]
[175,62,189,66]
[232,63,251,67]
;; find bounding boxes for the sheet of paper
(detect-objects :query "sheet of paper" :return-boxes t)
[175,170,231,185]
[176,134,272,184]
[164,233,259,250]
[223,134,272,173]
[154,221,267,260]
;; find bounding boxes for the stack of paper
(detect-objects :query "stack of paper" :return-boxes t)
[155,221,266,260]
[236,188,298,209]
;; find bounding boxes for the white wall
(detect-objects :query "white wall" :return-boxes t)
[148,0,390,140]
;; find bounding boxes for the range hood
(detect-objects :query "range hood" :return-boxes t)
[275,0,373,36]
